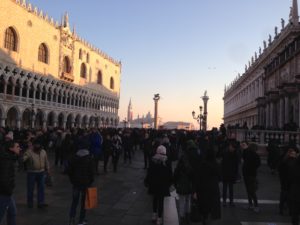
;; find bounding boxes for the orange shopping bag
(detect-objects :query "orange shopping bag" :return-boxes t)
[85,187,98,209]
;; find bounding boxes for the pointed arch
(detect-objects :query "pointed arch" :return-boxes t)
[80,63,87,78]
[38,43,49,64]
[4,27,18,51]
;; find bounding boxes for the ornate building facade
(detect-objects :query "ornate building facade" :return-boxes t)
[0,0,121,129]
[224,0,300,130]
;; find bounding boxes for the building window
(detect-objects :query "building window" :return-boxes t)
[86,53,90,63]
[38,43,48,63]
[63,56,71,73]
[79,49,82,59]
[4,27,18,51]
[97,71,102,85]
[80,63,87,78]
[110,77,114,89]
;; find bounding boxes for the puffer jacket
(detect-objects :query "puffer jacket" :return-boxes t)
[68,149,94,187]
[0,149,18,196]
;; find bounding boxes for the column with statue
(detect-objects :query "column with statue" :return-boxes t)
[202,91,209,131]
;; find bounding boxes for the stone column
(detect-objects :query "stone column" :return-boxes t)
[298,92,300,128]
[0,117,6,127]
[266,103,270,128]
[31,114,36,129]
[53,119,57,128]
[285,96,290,124]
[270,102,274,128]
[16,118,21,130]
[42,120,47,130]
[19,86,23,97]
[3,82,7,95]
[71,118,75,128]
[279,97,284,129]
[62,119,67,130]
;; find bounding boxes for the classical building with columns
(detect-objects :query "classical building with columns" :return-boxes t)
[224,0,300,130]
[0,0,121,129]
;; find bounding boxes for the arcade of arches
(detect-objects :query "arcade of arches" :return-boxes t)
[0,64,119,130]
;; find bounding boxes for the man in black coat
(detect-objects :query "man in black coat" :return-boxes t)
[0,140,20,225]
[241,141,261,212]
[288,150,300,225]
[68,135,94,225]
[221,141,239,207]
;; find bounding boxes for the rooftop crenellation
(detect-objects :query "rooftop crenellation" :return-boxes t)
[11,0,121,67]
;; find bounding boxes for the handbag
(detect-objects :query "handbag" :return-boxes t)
[85,187,98,209]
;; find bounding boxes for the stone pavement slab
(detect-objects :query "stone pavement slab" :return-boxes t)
[2,151,295,225]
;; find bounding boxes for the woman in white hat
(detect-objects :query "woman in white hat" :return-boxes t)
[144,145,173,225]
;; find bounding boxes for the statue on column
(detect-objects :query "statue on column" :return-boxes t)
[263,40,267,49]
[275,26,278,36]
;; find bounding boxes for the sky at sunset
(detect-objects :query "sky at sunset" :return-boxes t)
[28,0,294,129]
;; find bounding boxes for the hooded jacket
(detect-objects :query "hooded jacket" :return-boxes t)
[68,149,94,187]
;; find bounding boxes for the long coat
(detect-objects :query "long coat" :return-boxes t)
[221,149,239,182]
[193,159,221,219]
[0,149,18,196]
[288,156,300,215]
[145,158,173,197]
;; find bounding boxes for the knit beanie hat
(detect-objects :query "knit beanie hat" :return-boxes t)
[156,145,166,155]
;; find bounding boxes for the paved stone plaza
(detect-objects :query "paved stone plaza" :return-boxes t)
[5,151,293,225]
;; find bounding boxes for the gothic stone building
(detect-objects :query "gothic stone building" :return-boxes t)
[0,0,121,129]
[224,0,300,130]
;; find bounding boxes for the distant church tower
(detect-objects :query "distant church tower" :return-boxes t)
[127,98,133,122]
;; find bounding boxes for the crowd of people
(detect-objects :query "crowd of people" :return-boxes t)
[0,126,299,225]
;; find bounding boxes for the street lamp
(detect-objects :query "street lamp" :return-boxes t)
[192,105,204,131]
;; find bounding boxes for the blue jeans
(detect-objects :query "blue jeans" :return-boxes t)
[0,195,17,225]
[69,186,87,223]
[27,172,45,206]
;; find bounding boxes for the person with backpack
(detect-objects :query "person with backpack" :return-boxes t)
[68,134,94,225]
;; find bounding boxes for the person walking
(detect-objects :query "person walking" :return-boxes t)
[23,139,50,209]
[144,145,173,225]
[193,148,221,225]
[240,141,261,212]
[67,135,95,225]
[278,145,298,215]
[174,151,193,225]
[287,146,300,225]
[221,141,239,207]
[0,140,20,225]
[89,129,103,175]
[111,131,122,172]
